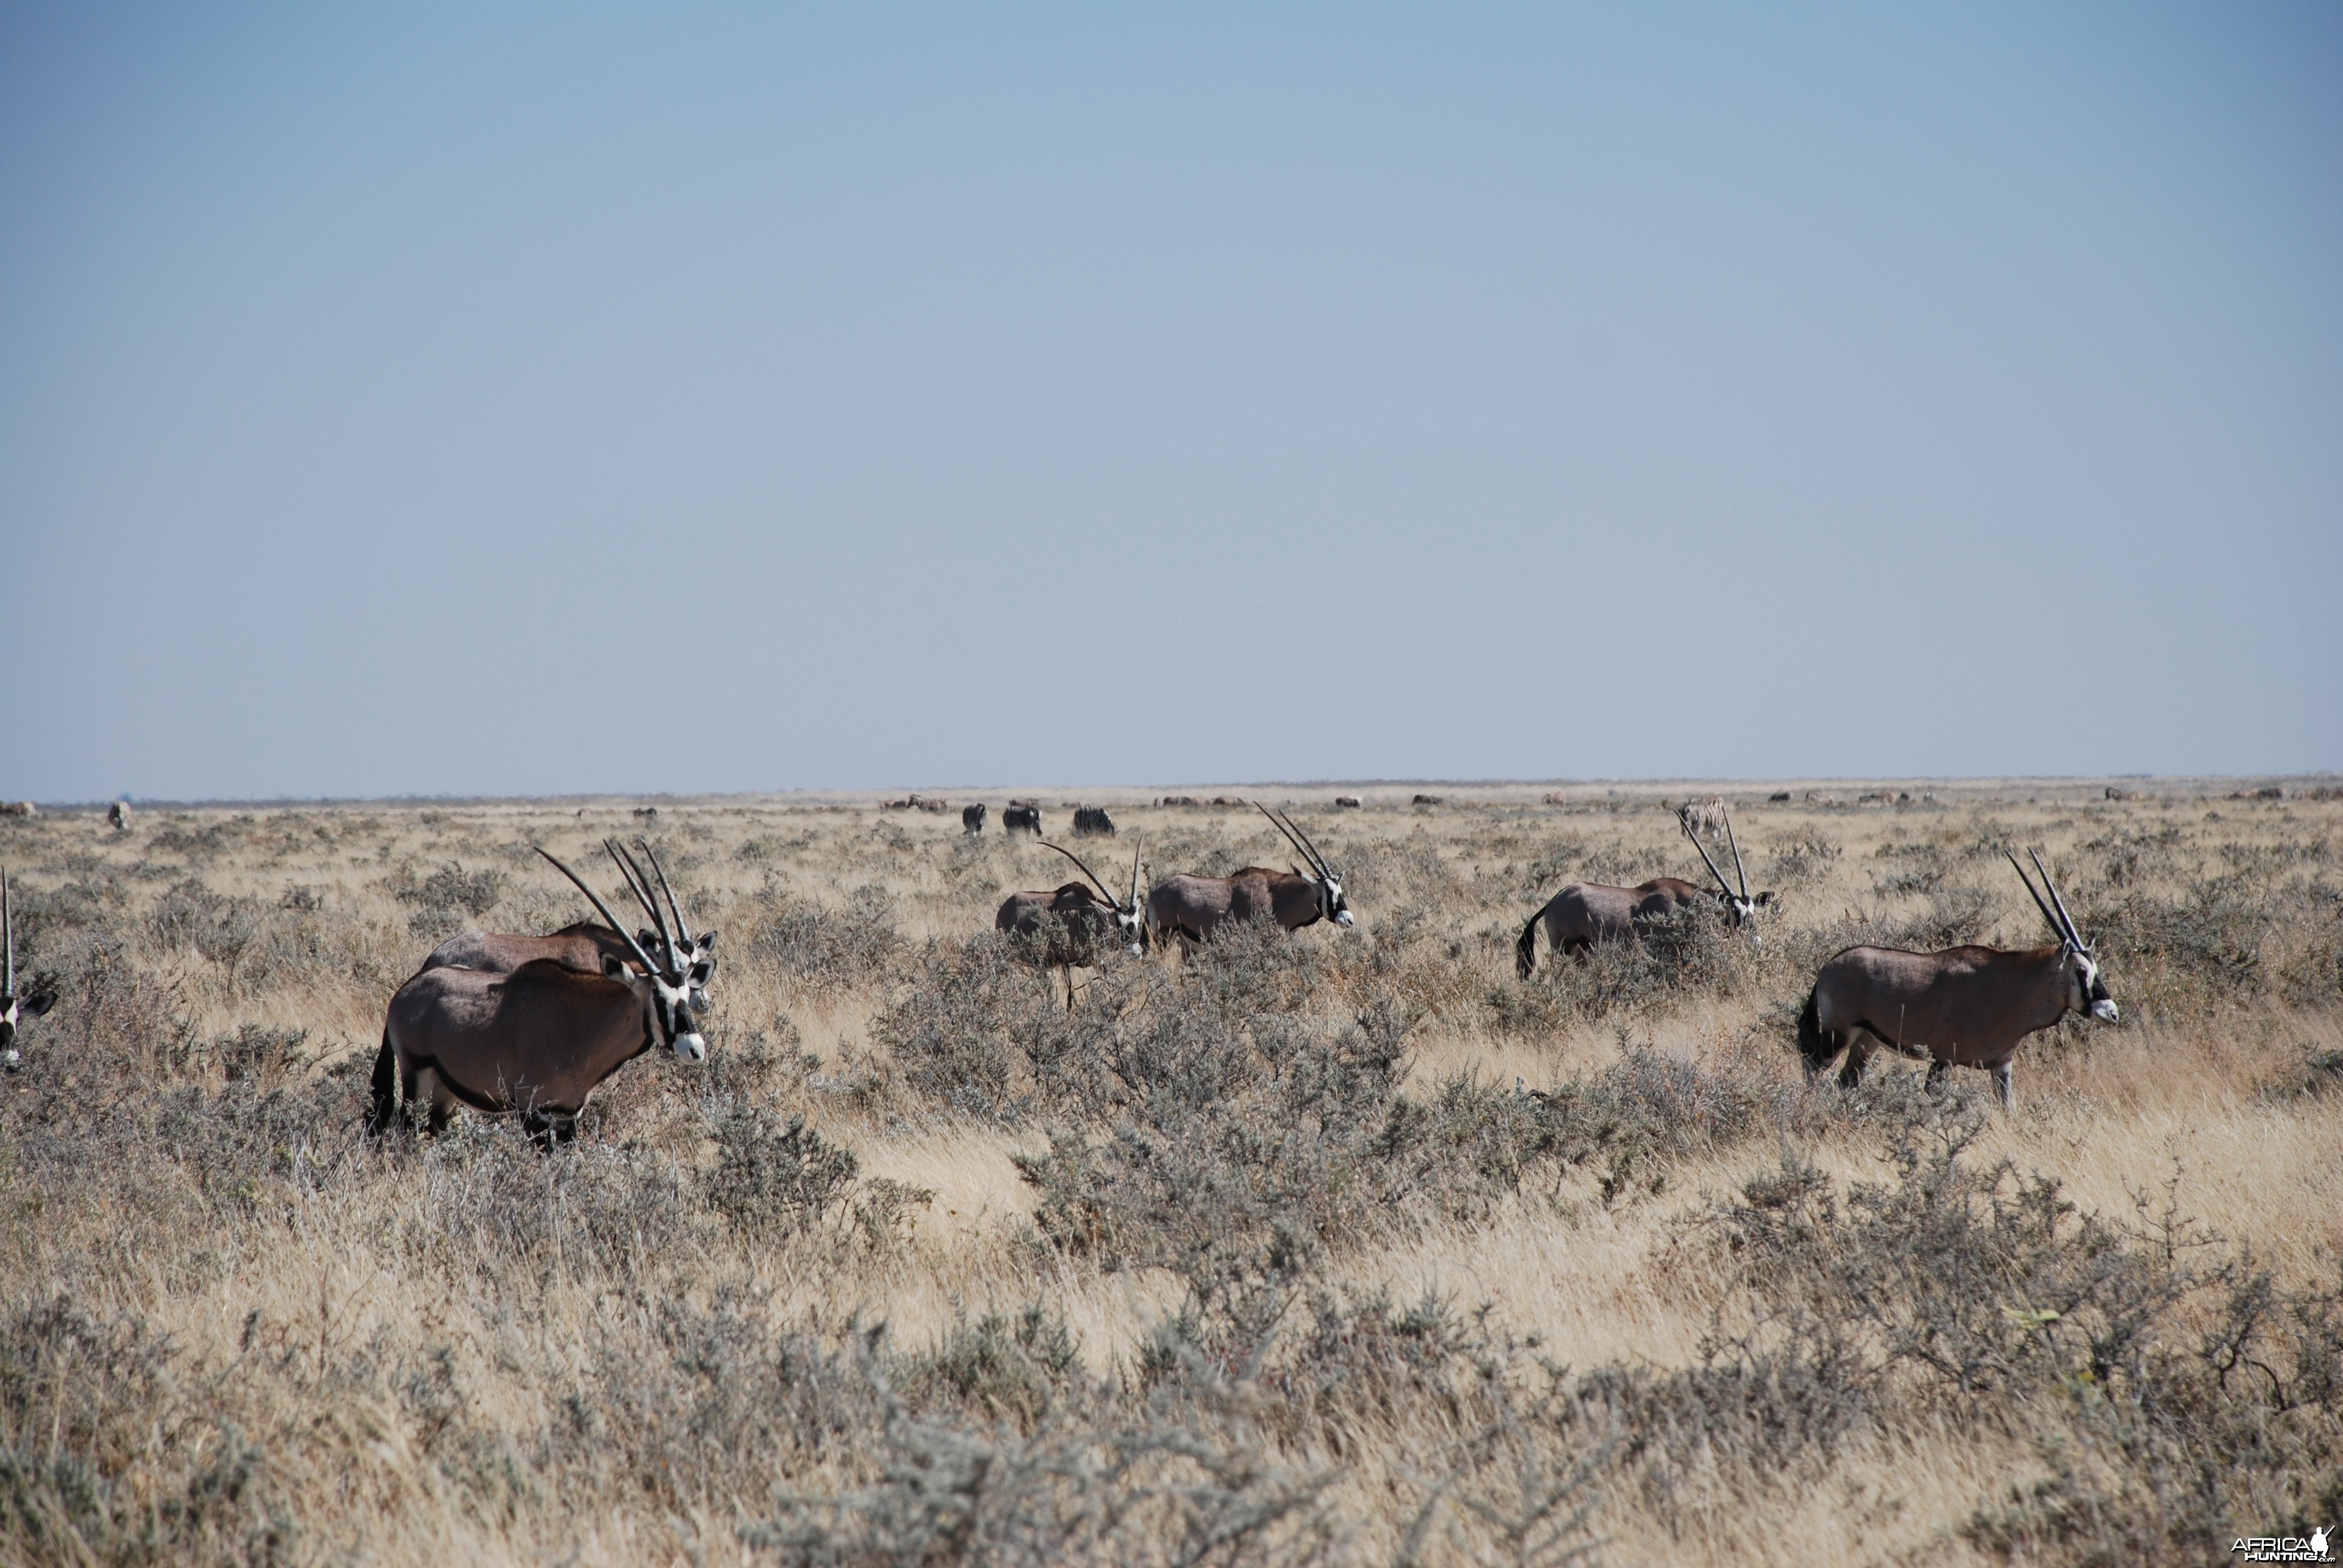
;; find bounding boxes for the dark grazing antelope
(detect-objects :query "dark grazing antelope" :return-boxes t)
[420,838,716,1011]
[996,838,1147,1008]
[1797,849,2118,1109]
[1515,807,1774,977]
[2,871,59,1073]
[369,847,708,1143]
[1145,805,1354,946]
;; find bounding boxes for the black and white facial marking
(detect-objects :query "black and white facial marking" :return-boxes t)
[1319,870,1354,929]
[1,990,57,1073]
[1112,903,1148,956]
[640,927,718,1010]
[2069,945,2119,1023]
[600,956,707,1062]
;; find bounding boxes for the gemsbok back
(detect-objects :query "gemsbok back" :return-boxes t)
[1797,849,2118,1109]
[419,838,716,1011]
[369,847,709,1143]
[996,838,1147,1008]
[1515,806,1773,977]
[2,871,59,1073]
[1146,805,1354,946]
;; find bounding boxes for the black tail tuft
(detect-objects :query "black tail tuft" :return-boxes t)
[1516,909,1542,980]
[1795,987,1835,1071]
[365,1031,398,1137]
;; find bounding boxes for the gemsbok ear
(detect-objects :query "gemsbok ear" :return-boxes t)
[21,991,55,1017]
[698,930,718,952]
[638,928,660,951]
[1754,892,1775,907]
[601,955,629,981]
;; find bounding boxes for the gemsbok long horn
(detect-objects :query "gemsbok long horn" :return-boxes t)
[1256,804,1327,881]
[602,838,666,935]
[635,837,694,947]
[2030,848,2085,948]
[1037,840,1126,912]
[608,840,675,958]
[2004,850,2066,943]
[1722,806,1751,901]
[4,868,13,996]
[537,848,665,978]
[1129,837,1144,911]
[1680,815,1741,901]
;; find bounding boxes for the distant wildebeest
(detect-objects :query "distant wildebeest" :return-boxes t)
[997,838,1147,1008]
[1677,795,1728,840]
[1412,794,1444,806]
[1210,796,1245,808]
[963,803,987,835]
[1515,806,1772,978]
[1767,792,1792,803]
[370,846,708,1144]
[1335,795,1362,809]
[0,803,33,818]
[632,806,659,822]
[1147,805,1354,946]
[1159,795,1201,808]
[1798,850,2117,1110]
[1003,803,1042,837]
[1542,792,1569,806]
[2,870,59,1073]
[1072,806,1115,837]
[419,838,717,1013]
[106,802,132,831]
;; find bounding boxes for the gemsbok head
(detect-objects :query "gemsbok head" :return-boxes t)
[1677,803,1774,929]
[368,846,710,1143]
[2,871,59,1073]
[1797,848,2116,1109]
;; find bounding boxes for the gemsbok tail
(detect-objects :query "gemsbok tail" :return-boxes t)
[1515,909,1542,980]
[1795,985,1834,1074]
[365,1030,398,1137]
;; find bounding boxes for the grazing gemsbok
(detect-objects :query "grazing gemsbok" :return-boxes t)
[1003,803,1042,837]
[1073,806,1116,837]
[996,838,1147,1008]
[1797,849,2119,1110]
[369,848,708,1143]
[1145,805,1354,947]
[2,871,59,1073]
[1515,808,1774,977]
[420,838,717,1012]
[963,803,987,835]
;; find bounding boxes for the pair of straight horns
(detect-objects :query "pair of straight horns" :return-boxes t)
[534,837,693,981]
[2007,847,2086,950]
[1679,806,1752,904]
[1037,837,1143,915]
[1257,803,1337,883]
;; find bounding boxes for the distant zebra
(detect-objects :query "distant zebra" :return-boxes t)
[1334,795,1362,809]
[106,802,132,831]
[1676,795,1728,840]
[1072,806,1116,837]
[962,803,987,835]
[0,803,33,819]
[1003,803,1042,837]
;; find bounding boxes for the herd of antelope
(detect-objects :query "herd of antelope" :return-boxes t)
[0,797,2120,1135]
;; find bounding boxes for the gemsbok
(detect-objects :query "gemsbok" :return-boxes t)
[1515,807,1774,977]
[2,871,59,1073]
[1145,805,1354,946]
[369,847,709,1143]
[420,838,716,1012]
[1797,849,2118,1109]
[996,838,1147,1008]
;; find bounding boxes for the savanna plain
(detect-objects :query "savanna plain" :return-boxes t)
[3,783,2340,1568]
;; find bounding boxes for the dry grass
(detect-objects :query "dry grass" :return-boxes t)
[2,782,2338,1566]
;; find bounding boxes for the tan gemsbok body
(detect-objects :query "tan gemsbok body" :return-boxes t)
[2,871,59,1073]
[422,838,716,1011]
[369,845,707,1143]
[997,839,1147,1008]
[1145,805,1354,947]
[1516,806,1773,977]
[1798,850,2118,1109]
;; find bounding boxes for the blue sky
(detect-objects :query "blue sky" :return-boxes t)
[3,4,2337,800]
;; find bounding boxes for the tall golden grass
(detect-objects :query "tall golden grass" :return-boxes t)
[1,782,2336,1566]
